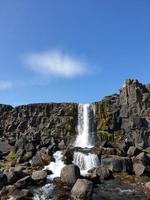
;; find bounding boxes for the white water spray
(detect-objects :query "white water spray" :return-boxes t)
[75,104,92,148]
[44,151,65,180]
[74,104,99,173]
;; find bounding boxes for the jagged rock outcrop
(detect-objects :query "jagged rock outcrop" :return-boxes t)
[0,103,78,150]
[94,79,150,148]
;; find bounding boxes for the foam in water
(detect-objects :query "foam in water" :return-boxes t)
[73,151,100,174]
[44,151,65,180]
[75,104,93,148]
[74,104,100,173]
[34,151,65,199]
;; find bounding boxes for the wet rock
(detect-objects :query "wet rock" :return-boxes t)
[62,148,74,164]
[133,163,146,176]
[89,166,113,183]
[60,164,80,186]
[70,179,93,200]
[31,170,47,184]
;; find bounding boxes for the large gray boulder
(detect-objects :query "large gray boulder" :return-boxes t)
[89,166,113,183]
[101,155,133,173]
[70,179,93,200]
[60,164,80,186]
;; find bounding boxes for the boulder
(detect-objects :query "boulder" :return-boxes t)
[21,151,33,162]
[62,148,74,164]
[0,185,33,200]
[4,167,24,185]
[89,166,113,183]
[145,182,150,192]
[31,148,51,167]
[127,146,142,157]
[14,176,33,189]
[101,155,133,173]
[133,163,146,176]
[0,173,7,189]
[31,170,47,184]
[60,164,80,186]
[70,179,93,200]
[58,140,66,150]
[0,140,12,155]
[133,152,150,166]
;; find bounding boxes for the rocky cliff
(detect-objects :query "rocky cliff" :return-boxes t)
[0,79,150,151]
[0,103,78,152]
[0,79,150,199]
[94,79,150,148]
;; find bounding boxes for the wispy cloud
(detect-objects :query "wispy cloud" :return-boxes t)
[0,80,13,90]
[24,49,88,78]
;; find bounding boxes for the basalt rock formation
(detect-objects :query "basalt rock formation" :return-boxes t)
[94,79,150,148]
[0,79,150,199]
[0,80,149,160]
[0,103,78,150]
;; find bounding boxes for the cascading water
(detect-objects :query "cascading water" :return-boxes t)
[33,151,65,200]
[44,151,65,180]
[73,104,100,173]
[34,103,99,199]
[75,104,92,148]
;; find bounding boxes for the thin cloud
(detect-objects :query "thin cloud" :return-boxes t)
[24,50,88,78]
[0,80,13,90]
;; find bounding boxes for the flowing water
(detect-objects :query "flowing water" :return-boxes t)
[33,151,65,200]
[44,151,65,180]
[75,104,93,148]
[33,103,149,199]
[73,104,100,173]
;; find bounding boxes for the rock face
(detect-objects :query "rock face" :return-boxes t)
[101,155,133,173]
[60,164,80,186]
[70,179,93,200]
[94,79,150,148]
[0,103,78,147]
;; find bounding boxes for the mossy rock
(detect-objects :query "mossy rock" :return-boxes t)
[7,150,17,161]
[97,130,113,141]
[0,162,6,169]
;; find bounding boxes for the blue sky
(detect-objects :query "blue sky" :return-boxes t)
[0,0,150,105]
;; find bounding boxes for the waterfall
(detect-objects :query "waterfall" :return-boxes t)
[73,104,99,173]
[75,104,93,148]
[74,151,100,171]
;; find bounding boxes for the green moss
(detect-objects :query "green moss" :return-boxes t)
[7,148,23,162]
[16,148,23,157]
[0,162,6,168]
[7,150,17,161]
[97,130,113,140]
